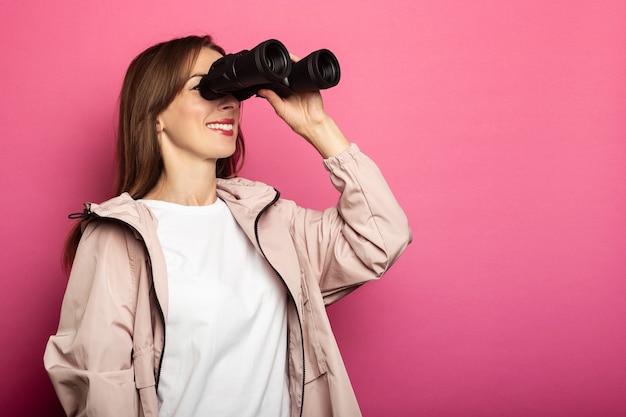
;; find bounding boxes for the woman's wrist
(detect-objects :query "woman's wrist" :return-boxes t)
[300,116,350,159]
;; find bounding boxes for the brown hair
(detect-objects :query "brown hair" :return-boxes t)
[63,35,245,272]
[116,34,245,197]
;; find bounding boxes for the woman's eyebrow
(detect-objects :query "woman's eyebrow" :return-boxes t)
[189,73,205,79]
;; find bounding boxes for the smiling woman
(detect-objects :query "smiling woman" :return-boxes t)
[113,36,245,203]
[148,48,241,205]
[42,34,412,417]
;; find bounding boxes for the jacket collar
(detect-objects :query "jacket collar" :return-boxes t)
[87,177,278,233]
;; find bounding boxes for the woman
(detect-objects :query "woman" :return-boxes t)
[44,34,411,417]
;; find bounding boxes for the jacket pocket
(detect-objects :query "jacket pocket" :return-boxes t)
[82,368,140,416]
[302,373,333,417]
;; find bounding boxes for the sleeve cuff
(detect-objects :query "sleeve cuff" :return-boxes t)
[322,143,360,172]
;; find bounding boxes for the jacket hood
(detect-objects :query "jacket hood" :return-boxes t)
[217,177,279,213]
[84,178,279,253]
[86,178,276,222]
[87,193,156,235]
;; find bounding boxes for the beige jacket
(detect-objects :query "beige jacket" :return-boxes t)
[44,144,412,417]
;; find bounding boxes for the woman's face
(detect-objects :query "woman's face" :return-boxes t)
[156,47,240,169]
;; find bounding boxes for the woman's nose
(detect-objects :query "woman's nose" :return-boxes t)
[220,94,240,110]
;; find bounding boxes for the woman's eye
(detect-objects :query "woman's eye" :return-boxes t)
[192,84,200,91]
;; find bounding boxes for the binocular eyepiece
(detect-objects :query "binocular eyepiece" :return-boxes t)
[198,39,341,102]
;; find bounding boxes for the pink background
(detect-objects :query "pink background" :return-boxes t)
[2,1,625,416]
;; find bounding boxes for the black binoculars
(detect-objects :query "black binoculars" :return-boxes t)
[198,39,341,102]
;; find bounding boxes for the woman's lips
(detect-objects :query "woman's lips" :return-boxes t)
[206,119,235,136]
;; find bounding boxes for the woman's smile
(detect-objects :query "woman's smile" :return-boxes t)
[206,118,235,136]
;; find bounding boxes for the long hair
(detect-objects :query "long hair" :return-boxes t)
[63,35,245,272]
[116,35,245,197]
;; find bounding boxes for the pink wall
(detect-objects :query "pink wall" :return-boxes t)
[2,1,625,415]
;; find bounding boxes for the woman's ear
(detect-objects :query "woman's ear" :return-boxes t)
[156,120,164,133]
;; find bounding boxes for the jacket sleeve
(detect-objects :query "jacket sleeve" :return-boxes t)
[44,221,142,417]
[282,143,412,304]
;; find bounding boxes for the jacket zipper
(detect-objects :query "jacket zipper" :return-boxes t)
[254,190,305,417]
[153,264,167,391]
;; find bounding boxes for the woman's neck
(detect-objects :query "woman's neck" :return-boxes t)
[143,163,219,206]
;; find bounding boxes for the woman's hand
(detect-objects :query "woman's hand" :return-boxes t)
[257,54,350,158]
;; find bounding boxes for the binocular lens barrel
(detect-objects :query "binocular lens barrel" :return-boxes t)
[316,51,341,86]
[199,39,340,101]
[261,41,291,75]
[199,39,291,100]
[287,49,341,92]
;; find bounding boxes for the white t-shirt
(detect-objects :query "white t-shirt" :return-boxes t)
[140,198,290,417]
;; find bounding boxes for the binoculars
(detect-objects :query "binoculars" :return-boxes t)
[198,39,341,102]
